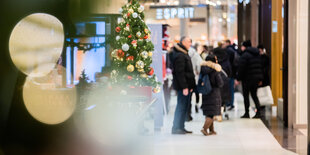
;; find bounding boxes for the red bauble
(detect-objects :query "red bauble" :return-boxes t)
[127,13,131,17]
[117,49,125,58]
[115,27,121,32]
[128,76,133,80]
[126,56,134,61]
[126,24,130,27]
[131,40,137,44]
[128,35,132,38]
[143,35,148,39]
[147,67,154,76]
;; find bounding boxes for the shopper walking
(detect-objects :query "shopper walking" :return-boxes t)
[257,45,270,87]
[213,46,232,120]
[237,40,263,119]
[200,54,224,136]
[223,40,239,110]
[187,43,203,120]
[171,36,196,134]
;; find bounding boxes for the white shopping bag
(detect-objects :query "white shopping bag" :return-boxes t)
[250,86,274,106]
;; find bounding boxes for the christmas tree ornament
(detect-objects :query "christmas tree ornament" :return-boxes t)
[117,49,125,58]
[135,60,145,69]
[116,36,120,41]
[147,67,154,76]
[129,8,134,13]
[125,24,130,31]
[140,73,148,78]
[153,86,160,93]
[144,28,149,34]
[138,6,144,13]
[143,35,148,39]
[131,40,137,48]
[148,52,153,57]
[117,57,124,62]
[138,68,144,72]
[122,44,130,51]
[141,51,148,59]
[136,31,141,37]
[127,12,131,17]
[127,64,135,72]
[111,49,118,57]
[126,56,134,61]
[128,35,132,38]
[115,27,121,33]
[132,12,138,18]
[117,18,124,24]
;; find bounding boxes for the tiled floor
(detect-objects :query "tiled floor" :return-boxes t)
[153,92,298,155]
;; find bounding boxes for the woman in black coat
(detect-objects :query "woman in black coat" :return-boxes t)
[200,55,224,136]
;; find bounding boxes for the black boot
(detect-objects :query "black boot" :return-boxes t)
[252,112,261,119]
[240,113,250,118]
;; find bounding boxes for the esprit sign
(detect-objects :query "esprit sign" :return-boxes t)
[156,7,195,20]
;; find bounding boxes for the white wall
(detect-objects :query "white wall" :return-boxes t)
[295,0,308,126]
[288,0,308,128]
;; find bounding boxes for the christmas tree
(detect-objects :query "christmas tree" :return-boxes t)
[110,0,160,92]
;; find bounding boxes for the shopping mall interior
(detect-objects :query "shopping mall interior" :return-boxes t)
[0,0,309,154]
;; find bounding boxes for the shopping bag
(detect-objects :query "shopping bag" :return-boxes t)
[250,86,274,106]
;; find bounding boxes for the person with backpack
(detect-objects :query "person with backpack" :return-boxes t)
[237,40,264,118]
[200,54,224,136]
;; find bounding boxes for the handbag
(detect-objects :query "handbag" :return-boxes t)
[197,74,212,95]
[250,86,274,106]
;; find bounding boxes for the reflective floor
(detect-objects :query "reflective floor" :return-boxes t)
[153,92,299,155]
[260,102,307,155]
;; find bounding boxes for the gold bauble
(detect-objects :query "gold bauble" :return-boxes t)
[138,68,144,72]
[153,86,160,93]
[148,52,153,57]
[127,64,135,72]
[141,51,148,59]
[111,49,118,58]
[135,60,145,69]
[128,9,134,13]
[140,73,148,78]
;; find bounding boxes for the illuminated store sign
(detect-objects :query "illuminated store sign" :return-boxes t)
[156,7,195,20]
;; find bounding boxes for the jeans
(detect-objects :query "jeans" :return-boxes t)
[227,78,235,107]
[172,90,192,130]
[242,79,261,114]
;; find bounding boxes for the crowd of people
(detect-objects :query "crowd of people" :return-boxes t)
[168,37,270,136]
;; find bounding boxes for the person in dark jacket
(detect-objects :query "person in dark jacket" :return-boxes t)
[237,40,264,118]
[223,40,238,110]
[171,36,196,134]
[213,47,232,112]
[257,45,271,87]
[200,54,224,136]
